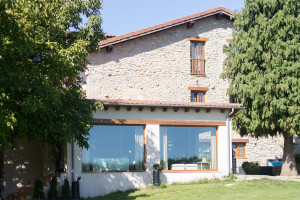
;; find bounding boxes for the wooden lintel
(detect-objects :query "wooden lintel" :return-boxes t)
[195,108,200,113]
[188,37,209,42]
[206,108,211,113]
[104,105,109,110]
[115,106,120,111]
[138,107,143,111]
[174,107,179,112]
[221,108,226,113]
[184,107,190,112]
[127,106,132,111]
[188,86,209,91]
[106,45,113,53]
[163,107,168,112]
[94,119,226,126]
[186,21,194,29]
[151,107,156,112]
[232,139,249,143]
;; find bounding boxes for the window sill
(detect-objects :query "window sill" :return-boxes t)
[191,74,207,77]
[191,73,206,76]
[82,170,146,173]
[235,157,247,159]
[161,170,218,173]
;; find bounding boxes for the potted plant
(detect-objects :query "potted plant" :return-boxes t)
[152,164,163,188]
[48,176,58,200]
[61,179,71,200]
[33,179,45,200]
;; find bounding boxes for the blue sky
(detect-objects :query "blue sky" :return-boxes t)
[100,0,244,35]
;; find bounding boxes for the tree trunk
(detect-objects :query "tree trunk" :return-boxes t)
[280,132,298,176]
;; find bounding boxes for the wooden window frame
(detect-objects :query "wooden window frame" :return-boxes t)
[189,87,209,103]
[93,119,222,173]
[82,124,146,173]
[161,126,218,173]
[190,38,206,75]
[191,90,205,102]
[233,142,246,158]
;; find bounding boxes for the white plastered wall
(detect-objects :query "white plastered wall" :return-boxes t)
[72,108,231,198]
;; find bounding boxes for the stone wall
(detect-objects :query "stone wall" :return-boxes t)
[85,16,233,103]
[233,131,300,174]
[84,15,299,175]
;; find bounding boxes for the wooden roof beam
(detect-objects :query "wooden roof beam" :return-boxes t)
[186,21,194,29]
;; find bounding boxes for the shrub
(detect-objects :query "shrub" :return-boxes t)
[146,184,154,190]
[48,176,58,199]
[223,173,238,183]
[242,161,260,175]
[61,179,70,198]
[153,164,163,171]
[159,182,167,189]
[295,153,300,164]
[33,179,44,199]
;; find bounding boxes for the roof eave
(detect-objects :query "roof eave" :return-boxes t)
[99,9,233,48]
[101,102,244,110]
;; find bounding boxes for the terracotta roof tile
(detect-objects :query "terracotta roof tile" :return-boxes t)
[99,6,233,48]
[98,99,243,109]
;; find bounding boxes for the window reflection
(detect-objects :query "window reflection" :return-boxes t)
[82,125,144,172]
[160,126,217,170]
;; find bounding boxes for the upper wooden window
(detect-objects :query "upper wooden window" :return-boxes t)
[189,37,208,75]
[191,91,205,102]
[189,86,209,103]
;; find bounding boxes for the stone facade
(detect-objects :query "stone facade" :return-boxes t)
[85,16,233,103]
[85,15,297,175]
[234,133,300,174]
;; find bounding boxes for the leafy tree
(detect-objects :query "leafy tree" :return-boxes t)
[223,0,299,176]
[0,0,104,150]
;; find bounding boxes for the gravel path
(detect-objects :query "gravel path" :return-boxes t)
[236,174,300,182]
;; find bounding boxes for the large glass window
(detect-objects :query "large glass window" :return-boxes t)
[82,125,145,172]
[160,126,217,171]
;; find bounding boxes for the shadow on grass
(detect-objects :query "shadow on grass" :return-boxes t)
[84,189,150,200]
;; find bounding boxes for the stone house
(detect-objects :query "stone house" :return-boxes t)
[74,5,300,197]
[2,6,298,199]
[78,6,243,197]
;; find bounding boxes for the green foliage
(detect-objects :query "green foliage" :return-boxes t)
[223,173,238,183]
[146,184,154,190]
[222,0,300,138]
[61,179,70,198]
[222,0,299,176]
[159,182,167,189]
[48,176,58,198]
[152,164,163,171]
[242,161,260,175]
[0,0,104,150]
[33,179,44,199]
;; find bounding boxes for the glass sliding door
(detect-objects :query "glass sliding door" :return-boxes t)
[160,126,217,171]
[82,125,145,172]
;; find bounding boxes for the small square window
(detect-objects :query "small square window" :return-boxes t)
[232,143,246,157]
[191,91,205,102]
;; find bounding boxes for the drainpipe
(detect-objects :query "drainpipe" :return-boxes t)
[0,150,3,200]
[227,108,234,174]
[71,138,74,183]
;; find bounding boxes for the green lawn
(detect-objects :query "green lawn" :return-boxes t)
[84,178,300,200]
